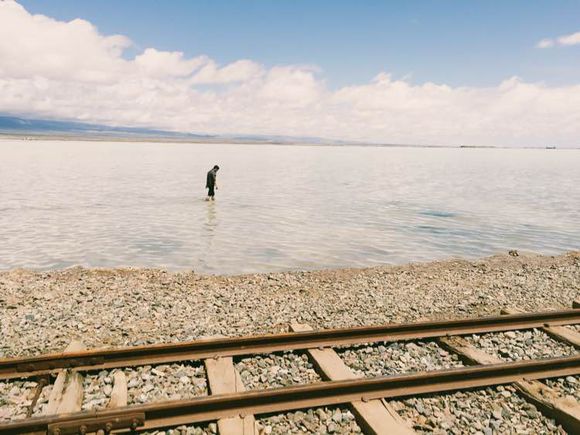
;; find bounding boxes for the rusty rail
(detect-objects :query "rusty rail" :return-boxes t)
[1,354,578,434]
[1,308,579,380]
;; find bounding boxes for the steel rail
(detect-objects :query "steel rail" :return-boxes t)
[1,354,578,434]
[1,308,578,381]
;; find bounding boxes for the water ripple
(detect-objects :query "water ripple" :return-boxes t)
[1,140,579,273]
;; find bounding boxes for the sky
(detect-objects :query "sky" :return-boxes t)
[2,0,580,147]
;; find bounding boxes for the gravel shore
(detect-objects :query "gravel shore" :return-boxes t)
[464,329,577,362]
[391,385,564,434]
[144,425,214,435]
[337,340,464,377]
[257,407,361,434]
[543,376,580,402]
[236,352,321,390]
[1,252,579,433]
[0,380,37,422]
[81,363,207,411]
[1,252,578,358]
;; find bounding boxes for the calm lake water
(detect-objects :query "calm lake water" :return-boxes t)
[1,140,579,274]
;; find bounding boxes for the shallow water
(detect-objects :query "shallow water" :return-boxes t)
[0,140,579,274]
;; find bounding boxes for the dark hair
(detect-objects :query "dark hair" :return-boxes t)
[213,165,220,170]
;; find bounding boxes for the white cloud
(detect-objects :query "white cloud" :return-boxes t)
[0,1,131,83]
[1,1,580,147]
[558,31,580,46]
[135,49,208,78]
[258,66,324,107]
[536,38,555,48]
[190,59,264,84]
[537,31,580,48]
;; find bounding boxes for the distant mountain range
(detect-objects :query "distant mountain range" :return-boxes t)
[5,115,543,148]
[0,115,350,145]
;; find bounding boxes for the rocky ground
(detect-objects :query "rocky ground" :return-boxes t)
[32,381,52,415]
[391,385,565,434]
[236,352,321,390]
[1,252,579,433]
[143,425,215,435]
[1,252,578,359]
[81,363,207,411]
[337,340,464,377]
[464,329,577,362]
[0,380,37,422]
[543,376,580,402]
[137,408,362,435]
[257,407,361,434]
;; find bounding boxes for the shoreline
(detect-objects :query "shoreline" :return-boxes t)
[1,252,579,359]
[1,249,578,277]
[2,133,578,150]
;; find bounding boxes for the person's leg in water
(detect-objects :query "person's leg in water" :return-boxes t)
[207,185,215,201]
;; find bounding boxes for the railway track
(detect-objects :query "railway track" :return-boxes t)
[0,305,578,434]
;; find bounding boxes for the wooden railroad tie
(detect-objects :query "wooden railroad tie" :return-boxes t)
[2,308,579,382]
[437,303,580,434]
[290,322,416,435]
[107,370,128,409]
[44,340,86,416]
[1,307,578,435]
[204,356,257,434]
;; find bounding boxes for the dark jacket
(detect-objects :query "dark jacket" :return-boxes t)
[206,169,216,188]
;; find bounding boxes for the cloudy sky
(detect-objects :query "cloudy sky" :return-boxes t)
[2,0,580,147]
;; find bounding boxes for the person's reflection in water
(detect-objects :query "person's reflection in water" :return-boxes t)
[204,201,217,249]
[205,201,217,232]
[198,201,218,272]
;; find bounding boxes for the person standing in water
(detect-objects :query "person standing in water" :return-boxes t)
[206,165,219,200]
